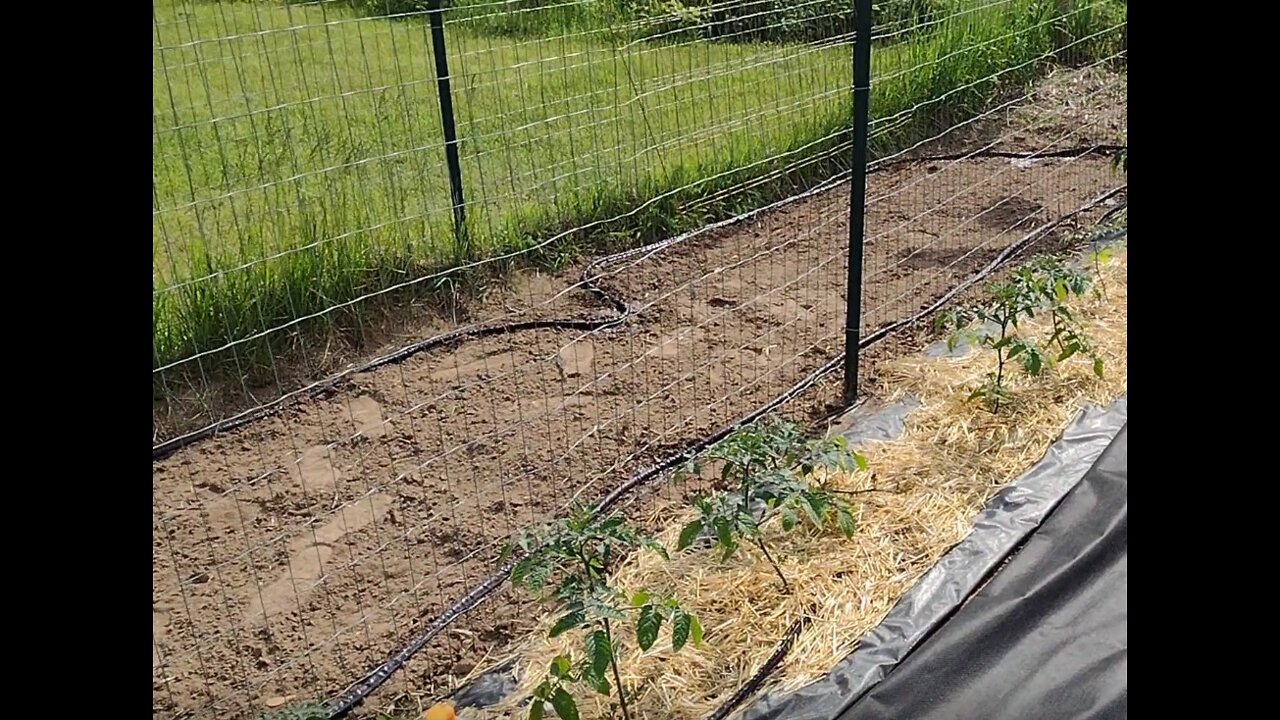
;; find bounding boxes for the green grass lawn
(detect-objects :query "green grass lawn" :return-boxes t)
[152,0,1125,379]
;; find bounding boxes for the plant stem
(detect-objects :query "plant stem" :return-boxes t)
[577,547,595,583]
[739,457,792,592]
[602,618,632,720]
[993,319,1008,412]
[1094,245,1109,300]
[754,536,791,594]
[995,346,1005,401]
[739,460,753,517]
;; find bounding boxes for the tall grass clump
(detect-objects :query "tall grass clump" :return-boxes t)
[343,0,635,37]
[152,0,1126,403]
[425,0,948,43]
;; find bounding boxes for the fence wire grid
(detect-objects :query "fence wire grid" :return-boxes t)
[151,0,1127,717]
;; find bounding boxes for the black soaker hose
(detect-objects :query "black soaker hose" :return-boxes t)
[152,144,1124,462]
[323,180,1126,719]
[705,616,814,720]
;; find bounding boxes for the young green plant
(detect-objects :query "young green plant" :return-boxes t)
[1088,239,1118,300]
[1020,255,1107,376]
[505,506,700,720]
[675,418,867,594]
[938,255,1104,411]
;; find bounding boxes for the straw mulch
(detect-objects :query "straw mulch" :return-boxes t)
[460,247,1128,720]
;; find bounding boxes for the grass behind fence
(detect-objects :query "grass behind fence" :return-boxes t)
[152,0,1126,389]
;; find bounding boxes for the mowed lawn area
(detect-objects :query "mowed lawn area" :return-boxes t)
[152,0,1125,373]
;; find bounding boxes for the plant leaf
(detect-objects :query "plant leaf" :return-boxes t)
[550,687,580,720]
[550,608,585,638]
[713,516,737,556]
[1024,351,1042,376]
[837,508,857,537]
[677,520,703,551]
[512,555,544,589]
[499,541,517,564]
[853,452,869,472]
[529,697,545,720]
[630,591,651,608]
[550,654,573,680]
[1093,356,1105,378]
[580,665,610,696]
[802,494,825,527]
[689,613,705,646]
[585,629,612,678]
[781,509,797,532]
[671,609,692,652]
[636,604,662,651]
[645,539,670,561]
[586,594,627,621]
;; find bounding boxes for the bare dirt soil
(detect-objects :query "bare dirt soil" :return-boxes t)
[152,67,1126,719]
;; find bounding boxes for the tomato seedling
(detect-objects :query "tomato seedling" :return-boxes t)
[938,255,1105,411]
[505,506,699,720]
[676,418,867,593]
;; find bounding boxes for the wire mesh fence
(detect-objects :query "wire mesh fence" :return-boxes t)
[151,1,1126,717]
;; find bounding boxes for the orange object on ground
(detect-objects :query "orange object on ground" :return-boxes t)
[424,702,456,720]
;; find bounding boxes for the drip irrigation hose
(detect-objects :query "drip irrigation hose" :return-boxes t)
[869,144,1127,168]
[323,183,1126,719]
[1096,201,1128,226]
[325,559,518,719]
[152,144,1125,461]
[705,616,815,720]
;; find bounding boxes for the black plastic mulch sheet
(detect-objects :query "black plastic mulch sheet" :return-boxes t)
[742,397,1127,720]
[838,422,1127,720]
